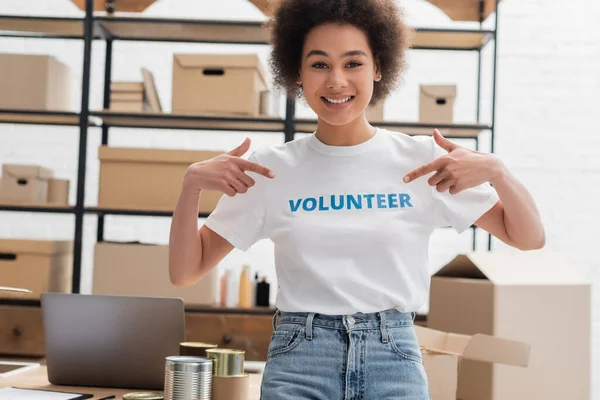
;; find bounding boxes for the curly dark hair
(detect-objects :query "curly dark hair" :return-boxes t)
[266,0,412,105]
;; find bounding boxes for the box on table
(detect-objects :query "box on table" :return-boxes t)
[0,239,73,300]
[0,164,54,204]
[92,242,218,306]
[419,85,456,124]
[172,54,268,116]
[428,250,591,400]
[415,325,530,400]
[0,54,71,111]
[98,146,224,212]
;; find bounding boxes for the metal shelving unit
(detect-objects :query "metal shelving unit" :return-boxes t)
[0,0,501,296]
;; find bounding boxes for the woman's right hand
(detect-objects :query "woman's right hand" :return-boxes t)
[183,138,275,197]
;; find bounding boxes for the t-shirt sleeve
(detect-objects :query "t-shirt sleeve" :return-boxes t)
[203,151,267,251]
[428,137,500,234]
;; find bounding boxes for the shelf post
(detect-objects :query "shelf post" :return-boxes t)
[488,0,501,251]
[97,39,114,243]
[284,97,295,143]
[71,0,95,293]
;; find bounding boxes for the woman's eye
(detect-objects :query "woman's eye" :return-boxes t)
[312,62,328,69]
[347,61,362,68]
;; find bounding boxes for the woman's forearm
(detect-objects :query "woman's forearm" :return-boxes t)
[168,187,203,286]
[490,162,546,250]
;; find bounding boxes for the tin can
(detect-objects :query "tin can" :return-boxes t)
[163,356,212,400]
[205,348,245,377]
[205,349,249,400]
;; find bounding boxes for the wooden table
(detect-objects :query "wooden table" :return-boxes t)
[0,365,263,399]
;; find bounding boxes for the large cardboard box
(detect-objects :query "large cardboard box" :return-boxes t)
[92,242,218,306]
[172,54,268,116]
[414,325,530,400]
[98,146,224,213]
[0,239,73,300]
[0,164,54,204]
[0,54,72,111]
[428,251,591,400]
[419,85,456,124]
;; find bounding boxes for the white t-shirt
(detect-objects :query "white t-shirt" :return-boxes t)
[204,128,499,315]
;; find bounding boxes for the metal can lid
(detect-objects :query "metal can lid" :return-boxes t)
[122,392,164,400]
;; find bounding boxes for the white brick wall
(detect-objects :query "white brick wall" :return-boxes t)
[1,0,598,397]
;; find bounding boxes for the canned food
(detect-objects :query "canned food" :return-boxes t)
[205,348,245,377]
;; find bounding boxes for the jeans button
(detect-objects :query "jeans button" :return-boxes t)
[347,316,355,325]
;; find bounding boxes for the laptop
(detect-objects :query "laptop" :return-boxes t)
[41,293,185,390]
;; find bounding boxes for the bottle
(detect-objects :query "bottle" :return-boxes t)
[255,276,270,307]
[251,272,259,307]
[219,270,229,307]
[225,268,238,308]
[238,265,252,308]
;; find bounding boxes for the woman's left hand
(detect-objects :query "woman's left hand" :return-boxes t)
[403,129,504,195]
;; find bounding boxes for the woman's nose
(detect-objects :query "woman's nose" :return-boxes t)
[326,69,348,89]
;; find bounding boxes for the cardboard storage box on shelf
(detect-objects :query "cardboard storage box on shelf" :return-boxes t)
[0,53,71,111]
[0,239,73,300]
[428,250,591,400]
[419,84,456,124]
[92,242,218,306]
[47,178,70,206]
[71,0,157,12]
[0,164,54,204]
[414,325,530,400]
[172,54,268,116]
[98,146,224,212]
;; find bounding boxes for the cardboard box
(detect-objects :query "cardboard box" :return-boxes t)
[98,146,224,212]
[428,251,591,400]
[172,54,268,116]
[92,242,218,306]
[0,164,54,204]
[419,85,456,124]
[415,325,530,400]
[70,0,157,12]
[47,178,70,206]
[0,239,73,300]
[0,54,71,111]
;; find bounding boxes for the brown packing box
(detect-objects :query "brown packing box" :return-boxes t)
[0,53,72,111]
[70,0,157,12]
[172,54,268,116]
[0,164,54,204]
[428,250,591,400]
[414,325,530,400]
[0,239,73,300]
[92,242,218,306]
[419,85,456,124]
[97,146,224,212]
[47,178,70,206]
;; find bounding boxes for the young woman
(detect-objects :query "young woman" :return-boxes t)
[169,0,545,398]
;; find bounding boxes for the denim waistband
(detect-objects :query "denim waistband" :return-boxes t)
[272,308,416,343]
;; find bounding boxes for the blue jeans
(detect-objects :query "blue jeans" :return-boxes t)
[259,308,431,400]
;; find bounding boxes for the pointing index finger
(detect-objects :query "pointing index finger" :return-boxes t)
[237,158,275,178]
[404,157,446,183]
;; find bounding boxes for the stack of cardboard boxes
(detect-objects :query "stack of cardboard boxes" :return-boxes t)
[109,81,146,112]
[0,164,69,206]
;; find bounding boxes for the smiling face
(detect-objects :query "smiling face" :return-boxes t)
[298,23,381,127]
